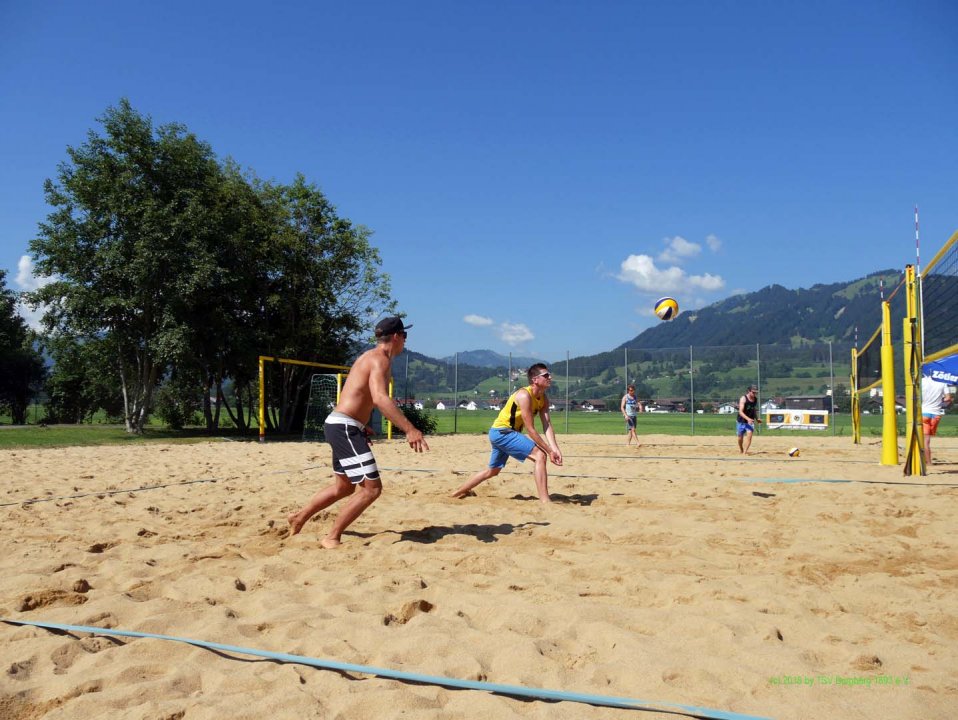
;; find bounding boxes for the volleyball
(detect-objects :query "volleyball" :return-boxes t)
[654,296,679,321]
[788,447,800,457]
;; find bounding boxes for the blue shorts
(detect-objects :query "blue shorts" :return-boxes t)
[487,428,535,469]
[625,415,636,430]
[736,421,755,437]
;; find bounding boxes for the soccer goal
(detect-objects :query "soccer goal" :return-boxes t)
[258,356,350,442]
[303,373,345,441]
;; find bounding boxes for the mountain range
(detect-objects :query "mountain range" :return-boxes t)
[397,269,905,402]
[429,269,904,367]
[440,349,541,369]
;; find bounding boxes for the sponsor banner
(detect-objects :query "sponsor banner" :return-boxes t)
[765,410,829,431]
[923,354,958,384]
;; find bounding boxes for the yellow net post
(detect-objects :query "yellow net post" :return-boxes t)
[387,379,395,440]
[902,265,925,475]
[850,348,860,444]
[258,356,266,443]
[879,301,898,465]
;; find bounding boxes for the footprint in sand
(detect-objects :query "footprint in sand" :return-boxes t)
[6,658,34,681]
[383,599,434,625]
[18,589,87,612]
[87,541,117,554]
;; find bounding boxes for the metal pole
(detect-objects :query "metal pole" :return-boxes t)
[689,345,695,435]
[453,353,459,434]
[404,354,409,406]
[624,347,628,391]
[565,351,570,434]
[829,341,835,436]
[509,353,513,394]
[755,343,761,434]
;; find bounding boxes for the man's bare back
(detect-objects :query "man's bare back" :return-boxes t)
[285,318,428,549]
[335,345,390,424]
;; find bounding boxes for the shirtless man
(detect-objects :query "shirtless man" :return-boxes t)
[288,317,428,547]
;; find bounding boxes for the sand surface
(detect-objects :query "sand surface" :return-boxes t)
[2,433,956,719]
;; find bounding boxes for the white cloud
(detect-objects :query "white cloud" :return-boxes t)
[658,236,700,265]
[16,255,54,291]
[17,303,46,331]
[14,255,55,330]
[617,254,725,294]
[705,234,722,252]
[617,254,686,292]
[690,272,724,291]
[498,322,534,345]
[463,314,494,327]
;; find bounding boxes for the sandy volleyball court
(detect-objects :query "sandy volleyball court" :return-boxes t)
[1,434,956,719]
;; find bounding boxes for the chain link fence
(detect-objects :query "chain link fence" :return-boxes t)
[395,342,851,435]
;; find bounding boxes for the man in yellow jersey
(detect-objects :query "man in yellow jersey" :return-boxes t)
[452,363,562,503]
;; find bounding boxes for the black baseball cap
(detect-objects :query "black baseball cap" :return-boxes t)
[747,385,758,392]
[374,316,413,337]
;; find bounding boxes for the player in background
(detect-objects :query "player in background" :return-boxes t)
[736,384,761,455]
[620,384,644,446]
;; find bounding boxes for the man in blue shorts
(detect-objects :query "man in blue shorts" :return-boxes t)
[287,317,428,548]
[736,384,762,455]
[452,363,562,503]
[620,384,643,446]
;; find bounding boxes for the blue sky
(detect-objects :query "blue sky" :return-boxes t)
[2,0,956,363]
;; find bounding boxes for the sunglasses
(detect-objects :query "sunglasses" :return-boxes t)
[536,371,552,379]
[399,331,407,339]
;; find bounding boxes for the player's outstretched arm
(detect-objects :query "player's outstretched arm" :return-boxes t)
[369,355,429,452]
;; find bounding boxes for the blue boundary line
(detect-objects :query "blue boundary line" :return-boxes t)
[2,618,771,720]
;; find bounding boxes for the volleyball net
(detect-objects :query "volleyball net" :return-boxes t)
[920,230,958,363]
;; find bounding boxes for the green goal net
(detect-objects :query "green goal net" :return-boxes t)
[303,374,342,441]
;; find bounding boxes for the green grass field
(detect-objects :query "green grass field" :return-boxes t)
[426,409,880,437]
[0,409,946,449]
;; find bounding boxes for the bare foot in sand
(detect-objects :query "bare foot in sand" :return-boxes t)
[320,536,342,549]
[287,512,306,536]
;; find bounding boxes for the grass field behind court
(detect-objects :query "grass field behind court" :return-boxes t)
[0,409,946,450]
[426,409,882,437]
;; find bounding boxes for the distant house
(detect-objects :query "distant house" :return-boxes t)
[717,403,737,415]
[862,395,905,414]
[458,400,478,411]
[435,401,446,410]
[652,397,687,413]
[784,395,833,412]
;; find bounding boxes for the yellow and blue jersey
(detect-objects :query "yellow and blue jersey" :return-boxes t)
[492,386,545,432]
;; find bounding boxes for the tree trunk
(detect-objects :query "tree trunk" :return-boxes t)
[203,372,214,432]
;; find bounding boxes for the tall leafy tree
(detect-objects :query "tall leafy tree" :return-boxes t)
[30,100,396,435]
[41,334,123,423]
[256,174,395,433]
[0,271,46,424]
[29,99,227,433]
